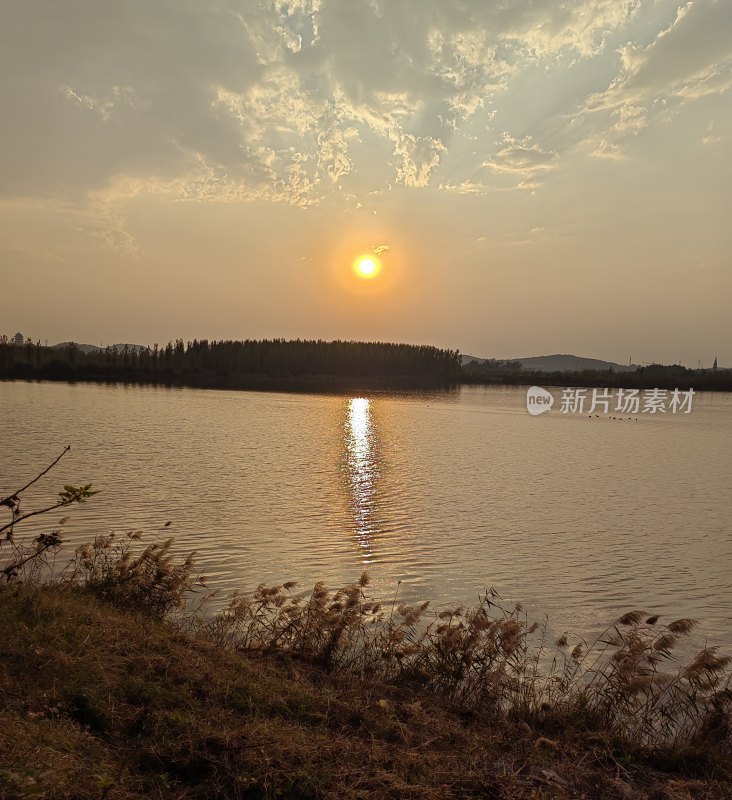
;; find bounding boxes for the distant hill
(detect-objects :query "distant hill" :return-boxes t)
[52,342,148,354]
[463,354,637,372]
[516,354,636,373]
[52,342,102,354]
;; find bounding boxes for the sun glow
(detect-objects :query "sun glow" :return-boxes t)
[353,255,381,280]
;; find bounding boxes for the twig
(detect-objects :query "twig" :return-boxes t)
[0,492,86,538]
[1,445,71,504]
[1,540,60,580]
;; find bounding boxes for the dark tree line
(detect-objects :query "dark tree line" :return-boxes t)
[0,338,462,389]
[461,359,732,391]
[2,338,729,391]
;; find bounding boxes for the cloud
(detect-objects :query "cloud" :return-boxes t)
[392,133,446,187]
[583,1,732,128]
[0,0,266,200]
[618,1,732,98]
[612,104,647,134]
[438,180,489,195]
[562,1,732,169]
[0,0,726,247]
[318,126,359,182]
[482,133,558,187]
[590,139,627,160]
[0,1,645,200]
[673,63,732,100]
[701,120,725,146]
[422,0,641,61]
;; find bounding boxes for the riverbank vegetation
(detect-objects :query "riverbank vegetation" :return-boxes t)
[1,454,731,798]
[4,582,730,800]
[0,338,462,390]
[461,359,732,392]
[3,337,731,391]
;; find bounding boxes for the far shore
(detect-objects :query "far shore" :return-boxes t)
[2,370,732,394]
[2,338,730,393]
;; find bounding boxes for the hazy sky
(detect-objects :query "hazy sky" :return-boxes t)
[1,0,730,365]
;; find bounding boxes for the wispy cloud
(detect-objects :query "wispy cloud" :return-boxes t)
[482,133,558,188]
[579,0,732,142]
[590,139,627,160]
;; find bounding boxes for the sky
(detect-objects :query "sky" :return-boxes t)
[1,0,730,366]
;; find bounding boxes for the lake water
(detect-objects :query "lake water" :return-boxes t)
[1,380,731,648]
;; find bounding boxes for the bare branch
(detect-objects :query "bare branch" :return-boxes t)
[0,502,69,538]
[0,484,96,538]
[1,445,71,505]
[1,536,62,580]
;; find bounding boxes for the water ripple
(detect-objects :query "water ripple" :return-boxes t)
[1,381,731,648]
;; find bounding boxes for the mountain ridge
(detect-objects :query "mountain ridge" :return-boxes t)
[463,353,637,372]
[52,342,148,354]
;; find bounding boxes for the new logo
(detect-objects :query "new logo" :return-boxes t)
[526,386,554,415]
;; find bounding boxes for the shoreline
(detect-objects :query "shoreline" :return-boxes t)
[3,372,732,394]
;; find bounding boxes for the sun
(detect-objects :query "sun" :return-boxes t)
[357,258,377,277]
[353,255,382,280]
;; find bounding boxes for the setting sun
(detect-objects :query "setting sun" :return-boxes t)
[353,255,381,280]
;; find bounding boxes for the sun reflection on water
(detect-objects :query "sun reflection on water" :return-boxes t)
[345,397,379,560]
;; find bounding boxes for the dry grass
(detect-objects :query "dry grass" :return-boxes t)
[69,531,205,616]
[197,575,732,757]
[19,529,731,759]
[2,582,731,800]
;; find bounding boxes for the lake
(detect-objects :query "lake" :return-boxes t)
[1,380,731,648]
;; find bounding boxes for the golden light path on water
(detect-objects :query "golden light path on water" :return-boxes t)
[344,397,378,563]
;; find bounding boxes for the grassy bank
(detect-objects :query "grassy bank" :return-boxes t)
[1,582,730,800]
[2,457,731,798]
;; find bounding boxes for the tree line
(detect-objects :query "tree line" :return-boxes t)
[461,358,732,391]
[1,337,729,391]
[0,338,463,388]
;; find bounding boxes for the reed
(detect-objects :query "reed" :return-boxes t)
[196,575,732,754]
[3,535,731,799]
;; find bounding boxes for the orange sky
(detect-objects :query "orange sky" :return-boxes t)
[1,0,730,365]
